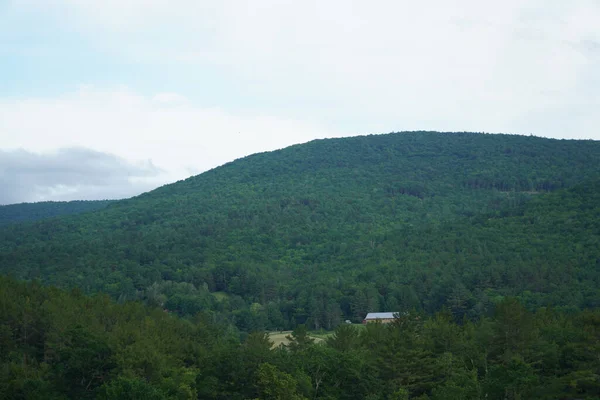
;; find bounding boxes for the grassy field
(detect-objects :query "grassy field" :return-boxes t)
[268,325,365,348]
[268,331,328,348]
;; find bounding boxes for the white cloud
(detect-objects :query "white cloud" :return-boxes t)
[0,86,345,201]
[0,147,161,204]
[10,0,597,139]
[152,93,187,104]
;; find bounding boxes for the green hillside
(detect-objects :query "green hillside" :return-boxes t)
[1,131,600,331]
[0,200,114,226]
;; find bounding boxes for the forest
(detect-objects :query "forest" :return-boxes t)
[1,131,600,398]
[2,276,600,399]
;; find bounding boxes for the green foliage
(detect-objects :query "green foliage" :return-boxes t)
[285,325,315,352]
[0,200,114,225]
[0,277,215,399]
[98,377,166,400]
[2,277,600,399]
[254,363,307,400]
[326,323,360,351]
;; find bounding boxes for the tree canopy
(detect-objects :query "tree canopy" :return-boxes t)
[2,276,600,399]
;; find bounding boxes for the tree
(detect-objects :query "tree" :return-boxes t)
[98,377,166,400]
[253,363,307,400]
[326,323,359,352]
[285,325,314,352]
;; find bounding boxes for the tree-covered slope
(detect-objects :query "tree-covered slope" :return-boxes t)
[0,200,114,226]
[1,131,599,329]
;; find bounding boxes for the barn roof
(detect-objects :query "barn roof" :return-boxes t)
[364,312,398,320]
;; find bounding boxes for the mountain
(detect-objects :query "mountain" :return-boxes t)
[0,200,114,226]
[1,131,599,330]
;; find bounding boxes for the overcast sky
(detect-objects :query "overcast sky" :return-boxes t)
[1,1,599,204]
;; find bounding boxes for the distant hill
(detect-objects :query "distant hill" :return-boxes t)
[1,131,599,330]
[0,200,115,226]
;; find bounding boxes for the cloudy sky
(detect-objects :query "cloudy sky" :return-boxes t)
[1,0,599,204]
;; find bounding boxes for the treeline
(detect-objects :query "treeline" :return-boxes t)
[2,276,600,399]
[0,200,114,226]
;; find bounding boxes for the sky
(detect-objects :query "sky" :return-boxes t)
[0,0,599,204]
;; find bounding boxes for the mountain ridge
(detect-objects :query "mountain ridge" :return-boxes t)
[0,199,115,226]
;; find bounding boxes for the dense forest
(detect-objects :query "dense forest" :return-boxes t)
[2,276,600,399]
[0,200,114,226]
[1,132,599,332]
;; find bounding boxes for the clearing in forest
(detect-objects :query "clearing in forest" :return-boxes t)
[268,331,327,348]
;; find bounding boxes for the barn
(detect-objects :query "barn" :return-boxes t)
[362,312,398,324]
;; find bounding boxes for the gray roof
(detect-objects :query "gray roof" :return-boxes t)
[364,312,398,319]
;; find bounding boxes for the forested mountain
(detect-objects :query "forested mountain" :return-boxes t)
[0,200,114,226]
[1,131,600,332]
